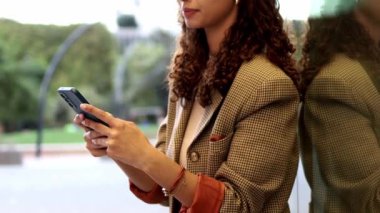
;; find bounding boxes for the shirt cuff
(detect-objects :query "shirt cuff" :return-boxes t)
[129,180,166,204]
[180,174,225,213]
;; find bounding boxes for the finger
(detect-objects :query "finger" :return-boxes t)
[73,114,81,123]
[83,131,105,142]
[89,130,106,139]
[85,142,107,157]
[85,137,106,148]
[81,118,110,136]
[73,114,84,127]
[91,137,108,147]
[74,114,92,132]
[83,131,107,145]
[80,104,115,127]
[86,130,106,140]
[78,123,92,132]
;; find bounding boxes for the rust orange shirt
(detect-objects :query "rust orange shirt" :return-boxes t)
[130,174,225,212]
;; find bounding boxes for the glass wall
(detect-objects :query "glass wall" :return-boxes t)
[1,0,378,212]
[297,0,380,212]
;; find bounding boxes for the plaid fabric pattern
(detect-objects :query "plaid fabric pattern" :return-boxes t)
[156,55,300,213]
[300,54,380,212]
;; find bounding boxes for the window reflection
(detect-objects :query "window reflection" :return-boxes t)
[300,0,380,212]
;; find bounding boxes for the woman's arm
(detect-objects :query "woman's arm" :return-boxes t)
[79,105,204,208]
[78,70,299,212]
[74,114,158,194]
[75,109,207,208]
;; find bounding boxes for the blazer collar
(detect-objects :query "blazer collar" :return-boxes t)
[171,90,224,162]
[193,90,224,144]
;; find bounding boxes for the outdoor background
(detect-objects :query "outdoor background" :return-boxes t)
[0,0,340,212]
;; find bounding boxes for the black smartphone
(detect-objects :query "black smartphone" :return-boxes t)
[57,87,109,127]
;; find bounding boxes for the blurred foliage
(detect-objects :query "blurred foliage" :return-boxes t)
[0,19,175,134]
[0,19,117,132]
[51,24,117,95]
[125,40,166,106]
[284,20,308,62]
[321,0,356,16]
[0,19,176,134]
[120,29,175,117]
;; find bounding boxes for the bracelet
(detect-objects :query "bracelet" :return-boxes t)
[162,166,186,197]
[171,173,186,195]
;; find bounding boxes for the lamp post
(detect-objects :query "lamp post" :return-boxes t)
[113,14,138,119]
[35,24,94,157]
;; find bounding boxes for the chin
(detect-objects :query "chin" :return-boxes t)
[184,21,203,29]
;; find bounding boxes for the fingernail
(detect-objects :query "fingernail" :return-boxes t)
[81,103,89,109]
[81,120,86,125]
[92,139,97,145]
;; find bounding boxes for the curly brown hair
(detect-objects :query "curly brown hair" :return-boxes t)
[301,9,380,96]
[168,0,299,107]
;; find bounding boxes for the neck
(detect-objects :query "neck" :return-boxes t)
[355,8,380,43]
[205,8,237,55]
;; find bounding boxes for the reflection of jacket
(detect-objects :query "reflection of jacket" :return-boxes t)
[300,54,380,212]
[156,55,300,212]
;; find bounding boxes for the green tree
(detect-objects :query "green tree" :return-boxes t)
[0,19,117,131]
[321,0,356,16]
[124,30,175,109]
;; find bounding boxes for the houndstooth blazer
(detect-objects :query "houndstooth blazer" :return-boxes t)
[300,54,380,212]
[155,55,300,212]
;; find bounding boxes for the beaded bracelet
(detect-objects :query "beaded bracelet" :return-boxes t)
[162,166,186,197]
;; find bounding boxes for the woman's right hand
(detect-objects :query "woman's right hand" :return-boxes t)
[74,114,108,157]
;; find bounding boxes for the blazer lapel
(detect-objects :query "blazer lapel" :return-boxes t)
[190,90,224,146]
[167,91,224,162]
[167,101,192,162]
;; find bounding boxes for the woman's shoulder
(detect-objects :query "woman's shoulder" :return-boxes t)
[316,54,367,83]
[307,54,380,114]
[231,54,297,92]
[241,54,292,79]
[311,54,377,95]
[223,54,299,111]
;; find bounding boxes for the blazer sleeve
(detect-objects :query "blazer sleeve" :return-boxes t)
[215,77,300,212]
[155,116,168,153]
[304,76,380,211]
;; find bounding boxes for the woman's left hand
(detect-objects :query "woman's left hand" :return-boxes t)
[79,103,155,169]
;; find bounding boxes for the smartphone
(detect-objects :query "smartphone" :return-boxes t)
[57,87,109,127]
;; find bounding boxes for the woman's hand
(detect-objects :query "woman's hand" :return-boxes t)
[79,104,155,169]
[73,114,91,131]
[73,114,108,157]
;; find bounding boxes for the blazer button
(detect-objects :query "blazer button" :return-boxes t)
[190,152,200,162]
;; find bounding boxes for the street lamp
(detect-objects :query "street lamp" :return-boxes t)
[113,14,138,119]
[36,24,94,157]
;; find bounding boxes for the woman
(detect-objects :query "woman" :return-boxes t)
[75,0,300,212]
[300,0,380,212]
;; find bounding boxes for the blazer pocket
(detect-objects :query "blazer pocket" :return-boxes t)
[209,132,234,154]
[207,132,234,176]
